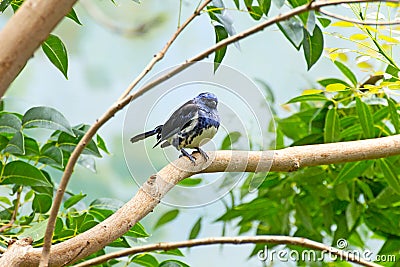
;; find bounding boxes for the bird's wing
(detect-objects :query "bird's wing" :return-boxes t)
[159,101,199,142]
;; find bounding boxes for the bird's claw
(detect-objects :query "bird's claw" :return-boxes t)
[180,148,196,164]
[196,147,209,161]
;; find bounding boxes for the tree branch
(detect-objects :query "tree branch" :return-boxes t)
[0,0,78,97]
[117,0,213,101]
[0,186,21,233]
[39,1,212,266]
[2,134,400,266]
[73,236,381,267]
[36,0,399,266]
[319,9,400,25]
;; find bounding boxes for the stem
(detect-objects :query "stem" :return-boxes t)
[73,236,380,267]
[0,186,22,233]
[39,1,212,266]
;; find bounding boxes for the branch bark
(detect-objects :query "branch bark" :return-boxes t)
[0,0,78,97]
[73,236,381,267]
[2,134,400,266]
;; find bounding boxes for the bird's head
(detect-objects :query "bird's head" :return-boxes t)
[195,92,218,109]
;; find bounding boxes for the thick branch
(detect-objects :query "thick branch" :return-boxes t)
[2,135,400,266]
[74,236,380,267]
[0,0,78,97]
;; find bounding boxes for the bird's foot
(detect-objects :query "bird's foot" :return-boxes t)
[195,147,209,161]
[180,148,196,164]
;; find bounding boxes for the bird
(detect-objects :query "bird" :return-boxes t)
[130,92,220,164]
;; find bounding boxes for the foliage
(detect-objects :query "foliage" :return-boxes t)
[214,3,400,265]
[1,0,400,266]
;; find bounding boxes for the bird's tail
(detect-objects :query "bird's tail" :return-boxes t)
[130,125,162,143]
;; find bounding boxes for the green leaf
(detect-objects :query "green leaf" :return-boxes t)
[334,182,350,201]
[286,94,327,104]
[247,5,263,20]
[1,161,52,187]
[386,64,399,77]
[302,25,324,70]
[355,97,374,138]
[96,134,110,154]
[387,97,400,134]
[24,137,40,156]
[257,0,271,15]
[346,201,362,230]
[4,131,24,155]
[326,83,347,92]
[220,131,241,150]
[159,260,190,267]
[0,0,11,12]
[154,209,179,230]
[244,0,253,7]
[125,222,150,238]
[324,107,340,143]
[290,133,323,146]
[318,17,331,28]
[20,218,49,240]
[22,106,74,135]
[233,0,240,9]
[373,187,400,208]
[214,25,228,72]
[317,78,350,87]
[188,217,202,239]
[131,254,158,267]
[0,196,11,206]
[157,249,184,257]
[41,34,68,79]
[0,135,8,151]
[66,8,82,25]
[57,128,101,157]
[379,158,400,195]
[40,143,63,167]
[289,0,308,24]
[277,17,304,50]
[32,193,52,213]
[336,161,372,184]
[178,177,202,186]
[379,238,400,255]
[334,61,358,87]
[21,217,63,240]
[64,193,87,209]
[0,113,21,133]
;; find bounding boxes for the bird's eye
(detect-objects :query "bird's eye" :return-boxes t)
[208,100,217,107]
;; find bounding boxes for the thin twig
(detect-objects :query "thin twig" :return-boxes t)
[0,186,22,233]
[117,0,213,101]
[319,8,400,25]
[72,236,381,267]
[39,0,399,266]
[39,1,212,266]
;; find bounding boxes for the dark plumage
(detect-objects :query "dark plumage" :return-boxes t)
[130,92,220,163]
